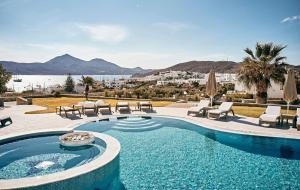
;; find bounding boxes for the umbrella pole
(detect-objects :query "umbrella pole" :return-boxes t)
[210,97,213,107]
[287,102,289,114]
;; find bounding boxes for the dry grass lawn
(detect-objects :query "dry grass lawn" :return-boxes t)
[25,97,297,118]
[25,97,173,114]
[233,106,296,118]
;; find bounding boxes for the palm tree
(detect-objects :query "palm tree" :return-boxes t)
[80,75,95,87]
[238,42,287,104]
[80,76,95,100]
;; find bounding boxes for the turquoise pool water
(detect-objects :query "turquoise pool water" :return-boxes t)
[76,116,300,189]
[0,135,105,179]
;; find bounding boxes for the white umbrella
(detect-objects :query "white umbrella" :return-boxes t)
[206,70,217,107]
[283,69,297,114]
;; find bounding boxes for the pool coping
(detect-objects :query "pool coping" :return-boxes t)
[70,114,300,140]
[0,129,121,190]
[157,115,300,140]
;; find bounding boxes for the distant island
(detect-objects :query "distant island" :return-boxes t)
[0,54,152,75]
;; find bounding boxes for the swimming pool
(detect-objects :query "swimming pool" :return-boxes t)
[0,134,104,179]
[76,116,300,189]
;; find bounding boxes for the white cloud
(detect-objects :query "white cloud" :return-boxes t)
[281,15,300,23]
[153,22,190,31]
[76,24,129,43]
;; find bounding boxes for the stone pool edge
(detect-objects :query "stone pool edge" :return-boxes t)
[70,114,300,140]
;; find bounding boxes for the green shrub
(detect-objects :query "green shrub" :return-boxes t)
[225,93,253,102]
[52,91,60,97]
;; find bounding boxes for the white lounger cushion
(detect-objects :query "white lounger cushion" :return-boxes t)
[139,101,151,105]
[207,102,233,119]
[259,106,281,122]
[259,114,279,122]
[265,106,281,115]
[208,102,233,114]
[117,102,129,106]
[208,109,226,114]
[189,107,203,112]
[218,102,233,112]
[95,100,105,106]
[83,101,95,108]
[188,100,210,112]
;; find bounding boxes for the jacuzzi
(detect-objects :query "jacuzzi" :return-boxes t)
[0,129,121,190]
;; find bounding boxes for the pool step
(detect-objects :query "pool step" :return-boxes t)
[117,116,128,120]
[141,116,152,119]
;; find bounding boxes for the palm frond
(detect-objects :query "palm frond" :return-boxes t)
[274,56,286,63]
[261,43,273,57]
[271,45,287,58]
[255,43,263,58]
[244,48,255,59]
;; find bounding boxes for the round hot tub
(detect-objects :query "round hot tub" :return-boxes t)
[0,130,121,190]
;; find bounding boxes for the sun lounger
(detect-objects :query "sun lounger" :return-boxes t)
[59,106,81,118]
[116,102,130,112]
[82,101,97,114]
[259,106,281,126]
[95,100,111,113]
[138,101,153,110]
[0,116,12,126]
[296,108,300,131]
[187,100,210,116]
[207,102,234,119]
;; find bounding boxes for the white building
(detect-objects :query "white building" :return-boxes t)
[104,80,126,88]
[46,84,63,93]
[235,80,284,98]
[74,84,85,93]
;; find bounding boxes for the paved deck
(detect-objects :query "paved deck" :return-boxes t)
[0,102,299,139]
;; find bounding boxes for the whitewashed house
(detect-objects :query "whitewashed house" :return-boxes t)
[46,84,63,93]
[235,80,284,98]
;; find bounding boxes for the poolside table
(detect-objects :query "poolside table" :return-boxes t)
[281,114,297,128]
[202,107,216,117]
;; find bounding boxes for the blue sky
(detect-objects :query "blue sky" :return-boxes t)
[0,0,299,69]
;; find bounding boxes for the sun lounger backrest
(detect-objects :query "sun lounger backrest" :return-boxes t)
[265,106,281,115]
[77,102,84,106]
[198,100,210,107]
[140,101,150,105]
[83,101,95,108]
[219,102,233,111]
[95,100,105,106]
[117,102,129,106]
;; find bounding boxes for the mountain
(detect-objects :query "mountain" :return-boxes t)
[133,61,240,77]
[0,54,151,75]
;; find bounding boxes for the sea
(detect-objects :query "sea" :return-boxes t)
[7,75,131,93]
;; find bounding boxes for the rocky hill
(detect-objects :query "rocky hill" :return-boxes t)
[0,54,151,75]
[133,61,240,77]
